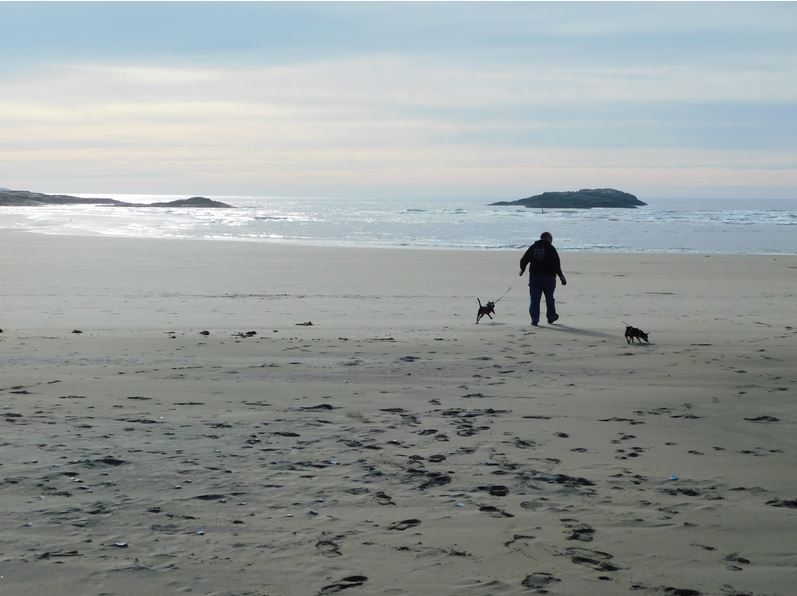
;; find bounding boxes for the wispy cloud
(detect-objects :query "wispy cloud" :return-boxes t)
[0,2,795,198]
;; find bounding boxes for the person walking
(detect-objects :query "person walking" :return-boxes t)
[519,232,567,326]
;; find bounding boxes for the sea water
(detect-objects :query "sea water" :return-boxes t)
[1,194,795,255]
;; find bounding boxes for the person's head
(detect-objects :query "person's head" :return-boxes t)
[540,232,553,243]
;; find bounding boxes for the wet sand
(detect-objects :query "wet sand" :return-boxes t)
[1,230,796,595]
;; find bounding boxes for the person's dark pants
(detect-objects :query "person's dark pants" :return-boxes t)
[529,275,557,324]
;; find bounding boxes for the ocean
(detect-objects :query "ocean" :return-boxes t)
[1,194,795,255]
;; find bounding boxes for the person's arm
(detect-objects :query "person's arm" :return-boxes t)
[519,247,532,276]
[552,247,567,285]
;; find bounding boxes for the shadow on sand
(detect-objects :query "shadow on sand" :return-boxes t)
[539,324,616,339]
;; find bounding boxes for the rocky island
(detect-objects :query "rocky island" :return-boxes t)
[490,188,646,209]
[0,189,234,208]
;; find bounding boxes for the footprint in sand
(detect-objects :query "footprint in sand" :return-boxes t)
[318,575,368,594]
[521,572,561,592]
[315,538,342,558]
[723,552,751,571]
[766,498,797,509]
[479,505,514,518]
[561,519,595,542]
[662,588,702,596]
[373,491,395,506]
[566,547,620,572]
[387,519,421,531]
[478,484,509,497]
[744,415,780,423]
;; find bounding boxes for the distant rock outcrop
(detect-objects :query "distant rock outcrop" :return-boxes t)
[490,188,646,209]
[0,189,234,208]
[147,197,232,208]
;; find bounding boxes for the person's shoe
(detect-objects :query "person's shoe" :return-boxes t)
[531,321,539,326]
[547,314,559,324]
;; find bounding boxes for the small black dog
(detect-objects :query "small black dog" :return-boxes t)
[476,299,496,324]
[623,321,650,344]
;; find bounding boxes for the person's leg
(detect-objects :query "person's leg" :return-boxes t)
[529,278,542,325]
[542,276,558,323]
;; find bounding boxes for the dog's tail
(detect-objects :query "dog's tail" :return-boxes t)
[622,321,631,327]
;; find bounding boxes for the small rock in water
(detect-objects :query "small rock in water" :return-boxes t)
[72,329,83,334]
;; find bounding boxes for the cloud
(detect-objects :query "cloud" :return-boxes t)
[1,54,796,197]
[7,53,797,107]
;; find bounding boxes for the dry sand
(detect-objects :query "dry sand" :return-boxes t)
[1,230,795,596]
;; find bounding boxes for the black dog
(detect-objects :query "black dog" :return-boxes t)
[623,321,650,344]
[476,299,496,324]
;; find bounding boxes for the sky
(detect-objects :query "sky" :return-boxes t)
[1,1,796,200]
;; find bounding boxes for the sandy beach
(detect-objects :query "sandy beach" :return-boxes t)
[1,230,795,596]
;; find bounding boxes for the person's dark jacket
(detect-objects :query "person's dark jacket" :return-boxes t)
[520,240,563,278]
